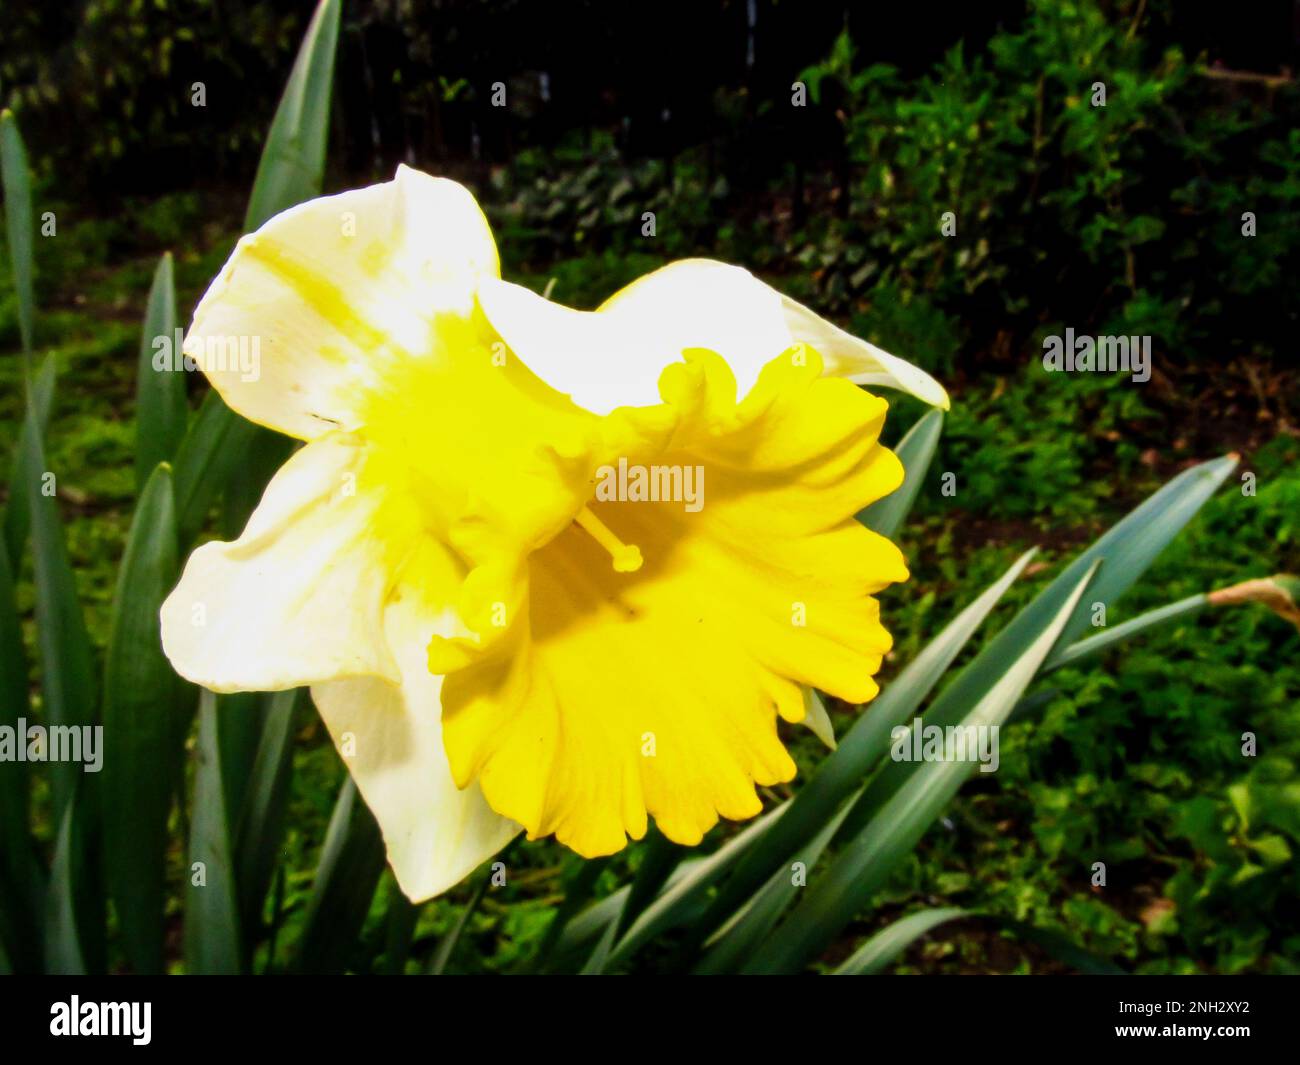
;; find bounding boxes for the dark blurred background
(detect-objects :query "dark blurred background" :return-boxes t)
[4,1,1298,196]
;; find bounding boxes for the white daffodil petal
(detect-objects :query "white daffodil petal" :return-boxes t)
[779,294,950,410]
[311,595,519,903]
[160,433,405,692]
[479,262,786,415]
[800,688,837,751]
[474,276,665,414]
[185,165,499,440]
[478,258,948,415]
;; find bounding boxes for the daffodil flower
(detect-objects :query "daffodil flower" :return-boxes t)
[160,165,948,901]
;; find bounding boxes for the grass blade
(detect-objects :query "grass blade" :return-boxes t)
[22,397,96,828]
[1044,593,1207,672]
[171,390,261,547]
[295,776,385,974]
[428,870,491,975]
[693,791,857,974]
[244,0,342,232]
[0,540,43,971]
[3,353,55,570]
[749,561,1101,973]
[43,786,101,974]
[184,690,244,974]
[134,254,187,491]
[234,688,300,936]
[0,109,35,361]
[831,907,969,975]
[102,462,189,974]
[376,879,418,975]
[840,454,1241,842]
[529,857,610,973]
[688,548,1037,949]
[600,802,786,969]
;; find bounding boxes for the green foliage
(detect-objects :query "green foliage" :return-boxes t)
[797,0,1298,377]
[488,131,726,274]
[0,1,308,185]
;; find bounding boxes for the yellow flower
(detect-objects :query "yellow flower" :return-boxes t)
[159,165,948,901]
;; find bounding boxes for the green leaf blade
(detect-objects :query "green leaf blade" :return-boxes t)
[102,463,191,974]
[233,689,300,936]
[22,399,96,828]
[184,691,244,975]
[294,776,385,975]
[3,354,56,570]
[243,0,342,233]
[859,408,944,539]
[689,548,1037,948]
[134,254,187,491]
[748,561,1101,973]
[831,907,969,975]
[0,109,36,360]
[0,540,43,971]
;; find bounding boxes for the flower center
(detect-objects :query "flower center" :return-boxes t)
[574,505,643,573]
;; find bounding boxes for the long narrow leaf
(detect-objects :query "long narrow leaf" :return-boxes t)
[1043,593,1207,672]
[184,691,244,974]
[0,541,43,971]
[831,907,969,975]
[579,914,621,976]
[581,829,681,975]
[858,408,944,539]
[615,826,682,941]
[600,802,787,969]
[215,693,262,840]
[750,561,1101,973]
[693,790,857,974]
[830,908,1123,975]
[102,463,188,974]
[244,0,342,232]
[134,254,187,491]
[22,402,96,828]
[0,109,35,361]
[689,548,1037,948]
[376,879,418,975]
[428,871,491,975]
[234,688,300,935]
[529,857,610,973]
[44,789,97,974]
[219,430,294,540]
[839,454,1239,843]
[171,389,261,547]
[3,353,55,569]
[1050,454,1238,652]
[295,777,385,974]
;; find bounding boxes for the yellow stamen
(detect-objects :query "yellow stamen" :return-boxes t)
[574,506,643,573]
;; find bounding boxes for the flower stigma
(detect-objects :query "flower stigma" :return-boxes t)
[574,505,644,573]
